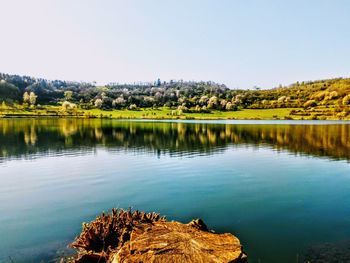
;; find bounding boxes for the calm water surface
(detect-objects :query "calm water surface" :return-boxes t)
[1,118,350,263]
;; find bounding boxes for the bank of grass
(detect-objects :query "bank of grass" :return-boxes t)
[84,108,299,120]
[0,105,308,120]
[2,104,350,120]
[188,108,297,120]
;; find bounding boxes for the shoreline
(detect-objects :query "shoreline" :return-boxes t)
[1,114,350,121]
[1,105,350,120]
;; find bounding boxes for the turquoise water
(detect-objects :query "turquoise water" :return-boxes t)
[0,119,350,262]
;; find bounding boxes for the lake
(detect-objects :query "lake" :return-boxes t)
[1,118,350,263]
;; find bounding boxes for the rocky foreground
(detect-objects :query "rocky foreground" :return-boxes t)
[67,208,247,263]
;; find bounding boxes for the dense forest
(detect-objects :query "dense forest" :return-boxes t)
[0,72,350,116]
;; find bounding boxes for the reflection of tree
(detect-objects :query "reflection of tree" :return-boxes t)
[0,119,350,162]
[60,119,79,137]
[23,126,37,145]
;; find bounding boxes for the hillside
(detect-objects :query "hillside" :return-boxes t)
[0,73,350,119]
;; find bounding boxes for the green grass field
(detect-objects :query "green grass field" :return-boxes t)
[2,104,350,120]
[0,105,308,120]
[84,108,298,120]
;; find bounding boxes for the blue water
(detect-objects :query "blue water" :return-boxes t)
[0,119,350,262]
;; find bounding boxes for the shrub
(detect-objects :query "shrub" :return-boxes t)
[303,100,317,108]
[129,104,138,110]
[94,99,103,108]
[342,95,350,106]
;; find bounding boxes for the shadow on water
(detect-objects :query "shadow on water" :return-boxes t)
[3,238,75,263]
[301,240,350,263]
[0,118,350,162]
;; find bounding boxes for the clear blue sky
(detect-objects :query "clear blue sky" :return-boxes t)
[1,0,349,88]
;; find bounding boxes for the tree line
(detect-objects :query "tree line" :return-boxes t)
[0,73,349,112]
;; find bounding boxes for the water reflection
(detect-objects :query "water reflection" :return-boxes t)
[1,118,350,263]
[0,118,350,162]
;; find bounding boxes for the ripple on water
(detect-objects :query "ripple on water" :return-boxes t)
[1,120,350,263]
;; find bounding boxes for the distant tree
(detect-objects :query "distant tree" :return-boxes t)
[61,101,77,113]
[94,99,103,108]
[143,96,155,107]
[0,79,20,102]
[207,96,218,109]
[199,95,208,106]
[64,91,73,101]
[225,102,233,110]
[112,97,126,108]
[101,92,108,100]
[62,101,77,111]
[303,100,317,108]
[343,95,350,106]
[62,101,71,111]
[201,105,209,112]
[102,96,113,109]
[329,91,339,99]
[220,99,227,109]
[177,104,188,113]
[23,92,30,104]
[29,92,37,105]
[232,95,242,105]
[129,104,138,110]
[278,96,287,103]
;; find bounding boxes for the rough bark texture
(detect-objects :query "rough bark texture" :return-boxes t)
[69,209,247,263]
[113,220,247,263]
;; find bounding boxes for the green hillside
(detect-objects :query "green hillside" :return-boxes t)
[0,73,349,120]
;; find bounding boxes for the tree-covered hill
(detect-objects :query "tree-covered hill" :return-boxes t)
[0,73,349,114]
[249,78,350,109]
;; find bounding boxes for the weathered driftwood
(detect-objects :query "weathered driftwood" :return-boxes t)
[68,208,247,263]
